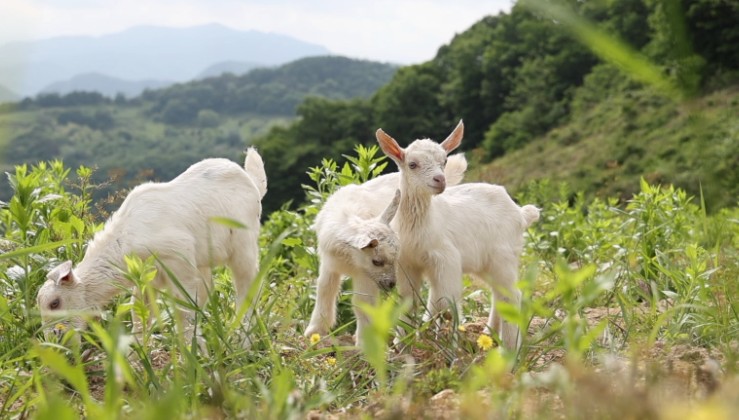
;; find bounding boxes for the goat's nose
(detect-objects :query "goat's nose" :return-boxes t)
[380,279,396,291]
[433,175,446,190]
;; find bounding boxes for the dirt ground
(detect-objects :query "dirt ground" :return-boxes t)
[305,306,737,419]
[10,304,735,419]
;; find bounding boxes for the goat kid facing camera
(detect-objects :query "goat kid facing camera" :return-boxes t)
[37,148,268,350]
[376,120,540,351]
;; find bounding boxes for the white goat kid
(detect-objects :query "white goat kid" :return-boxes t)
[376,121,540,351]
[305,154,467,345]
[37,148,268,347]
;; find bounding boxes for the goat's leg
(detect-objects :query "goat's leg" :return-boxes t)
[424,260,463,324]
[230,251,259,347]
[305,263,341,338]
[351,277,380,347]
[396,263,424,307]
[393,263,423,346]
[159,256,209,353]
[487,264,522,351]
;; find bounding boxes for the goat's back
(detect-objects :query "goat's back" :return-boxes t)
[316,173,400,229]
[95,158,262,265]
[433,183,532,235]
[398,183,536,274]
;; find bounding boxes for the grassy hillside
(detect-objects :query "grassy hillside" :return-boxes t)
[1,2,737,417]
[475,85,739,211]
[0,151,737,418]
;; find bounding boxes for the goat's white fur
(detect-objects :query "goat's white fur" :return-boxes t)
[376,121,539,350]
[37,148,268,346]
[305,154,468,344]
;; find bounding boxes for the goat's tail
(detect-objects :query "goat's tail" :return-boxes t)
[244,147,268,199]
[444,153,468,187]
[521,205,540,228]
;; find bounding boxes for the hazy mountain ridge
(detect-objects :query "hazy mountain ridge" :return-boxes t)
[196,61,264,79]
[0,23,331,97]
[40,72,174,98]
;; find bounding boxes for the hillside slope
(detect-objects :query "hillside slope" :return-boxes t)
[475,86,739,211]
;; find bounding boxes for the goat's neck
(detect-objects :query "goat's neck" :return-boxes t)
[397,184,433,232]
[77,236,127,306]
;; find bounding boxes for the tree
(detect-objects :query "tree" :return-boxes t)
[372,63,452,143]
[255,98,375,213]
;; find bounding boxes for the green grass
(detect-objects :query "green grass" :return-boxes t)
[1,147,737,418]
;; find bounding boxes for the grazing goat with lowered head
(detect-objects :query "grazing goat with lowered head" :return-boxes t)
[37,148,268,348]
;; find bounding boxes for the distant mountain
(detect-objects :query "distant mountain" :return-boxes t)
[0,84,19,103]
[0,23,330,97]
[197,61,263,79]
[41,72,173,98]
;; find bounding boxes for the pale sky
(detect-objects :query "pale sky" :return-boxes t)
[1,0,513,64]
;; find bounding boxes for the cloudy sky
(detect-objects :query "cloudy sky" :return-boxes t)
[1,0,513,64]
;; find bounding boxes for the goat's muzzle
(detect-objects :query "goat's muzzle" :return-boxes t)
[379,278,396,292]
[431,175,446,193]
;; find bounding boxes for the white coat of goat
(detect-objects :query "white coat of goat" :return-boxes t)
[37,148,268,346]
[305,154,467,344]
[376,121,539,350]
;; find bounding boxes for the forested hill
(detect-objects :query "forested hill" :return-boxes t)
[252,0,739,214]
[138,56,398,123]
[0,56,398,202]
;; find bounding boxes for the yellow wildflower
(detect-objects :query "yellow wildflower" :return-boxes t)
[326,357,336,367]
[309,333,321,345]
[477,334,493,351]
[457,325,467,332]
[54,323,67,332]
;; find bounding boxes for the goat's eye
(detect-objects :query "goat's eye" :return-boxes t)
[372,259,384,267]
[49,298,61,310]
[409,162,418,170]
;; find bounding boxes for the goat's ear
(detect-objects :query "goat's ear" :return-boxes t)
[379,189,401,225]
[48,260,75,286]
[376,128,404,163]
[440,119,464,154]
[348,235,378,250]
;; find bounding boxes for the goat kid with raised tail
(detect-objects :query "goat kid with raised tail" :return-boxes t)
[305,154,468,345]
[376,121,539,351]
[37,148,268,349]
